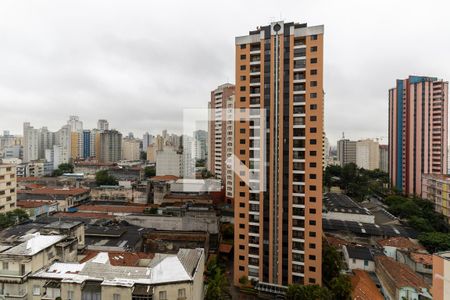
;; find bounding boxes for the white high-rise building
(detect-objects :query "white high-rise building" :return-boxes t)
[67,116,83,132]
[181,135,195,178]
[193,130,207,161]
[356,139,380,170]
[23,122,39,163]
[143,132,154,151]
[224,96,235,199]
[97,119,109,131]
[122,137,141,161]
[156,147,182,177]
[56,125,71,164]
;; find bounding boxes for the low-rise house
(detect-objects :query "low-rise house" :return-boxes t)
[343,245,375,272]
[432,251,450,300]
[40,221,85,247]
[76,203,153,216]
[16,200,59,219]
[378,236,425,258]
[375,255,432,300]
[29,248,205,300]
[18,187,90,211]
[90,185,148,204]
[149,175,178,204]
[396,251,433,284]
[0,233,77,299]
[350,269,383,300]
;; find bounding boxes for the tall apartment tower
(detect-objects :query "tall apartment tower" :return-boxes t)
[337,138,356,167]
[389,76,448,196]
[234,21,324,289]
[99,130,122,163]
[97,119,109,131]
[356,139,380,170]
[23,122,39,163]
[208,83,235,180]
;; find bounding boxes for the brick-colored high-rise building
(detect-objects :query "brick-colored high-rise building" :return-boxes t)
[389,76,448,196]
[233,21,324,290]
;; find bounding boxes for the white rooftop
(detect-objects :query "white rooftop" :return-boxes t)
[1,233,66,256]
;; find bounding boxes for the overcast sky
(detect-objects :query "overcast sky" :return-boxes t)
[0,0,449,145]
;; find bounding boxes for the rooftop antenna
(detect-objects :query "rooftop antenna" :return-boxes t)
[342,132,345,139]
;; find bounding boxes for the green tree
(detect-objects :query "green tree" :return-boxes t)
[418,232,450,253]
[144,166,156,178]
[52,163,74,176]
[329,275,352,300]
[95,170,118,186]
[286,284,332,300]
[140,151,147,161]
[205,268,230,300]
[0,209,30,229]
[322,242,343,287]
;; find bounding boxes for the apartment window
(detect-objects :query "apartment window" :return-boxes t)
[239,181,245,186]
[240,65,246,70]
[310,151,317,156]
[310,104,317,110]
[240,54,246,60]
[240,139,246,144]
[310,243,316,249]
[309,174,317,179]
[310,185,317,191]
[309,255,316,260]
[309,162,317,168]
[309,266,316,272]
[239,202,245,208]
[309,278,316,284]
[239,192,245,197]
[309,220,316,226]
[239,234,245,240]
[239,224,245,229]
[113,294,120,300]
[159,291,167,300]
[310,58,317,64]
[311,35,318,40]
[239,266,245,271]
[32,286,40,296]
[310,93,317,99]
[310,197,317,203]
[240,96,246,102]
[311,46,318,52]
[310,116,317,121]
[239,245,245,250]
[240,128,246,134]
[2,262,8,270]
[240,86,246,91]
[239,213,245,218]
[310,208,317,214]
[239,255,245,260]
[310,81,317,87]
[240,75,246,80]
[364,260,369,266]
[310,139,317,144]
[68,291,74,300]
[310,69,317,75]
[240,44,247,49]
[178,288,186,299]
[309,232,316,237]
[310,128,317,133]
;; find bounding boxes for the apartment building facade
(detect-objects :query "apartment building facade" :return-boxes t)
[0,164,17,213]
[356,139,380,170]
[233,21,324,289]
[421,174,450,224]
[337,138,356,167]
[98,130,122,163]
[389,76,448,196]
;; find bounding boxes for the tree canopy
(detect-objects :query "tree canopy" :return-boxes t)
[95,170,118,186]
[0,209,30,229]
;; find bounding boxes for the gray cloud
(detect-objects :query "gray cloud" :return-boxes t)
[0,0,449,146]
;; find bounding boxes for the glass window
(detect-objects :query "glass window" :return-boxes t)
[178,288,186,298]
[33,286,40,296]
[113,294,120,300]
[159,291,167,300]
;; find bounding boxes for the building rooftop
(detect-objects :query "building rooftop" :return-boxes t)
[345,246,374,261]
[375,256,430,290]
[350,269,384,300]
[0,233,66,256]
[377,237,424,251]
[409,252,432,265]
[77,204,153,214]
[18,187,90,196]
[150,175,179,182]
[324,193,372,215]
[32,248,203,286]
[323,219,418,238]
[53,212,114,220]
[17,200,57,208]
[80,250,155,266]
[44,220,83,230]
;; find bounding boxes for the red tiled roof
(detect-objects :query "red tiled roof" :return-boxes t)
[77,205,150,213]
[410,252,432,265]
[17,200,57,208]
[351,269,384,300]
[18,188,90,196]
[17,177,40,182]
[377,237,424,251]
[53,212,114,219]
[325,235,350,248]
[23,183,45,189]
[375,256,430,290]
[80,250,154,266]
[150,175,179,181]
[219,243,233,254]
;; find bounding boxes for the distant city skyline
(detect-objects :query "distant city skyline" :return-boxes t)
[1,1,450,145]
